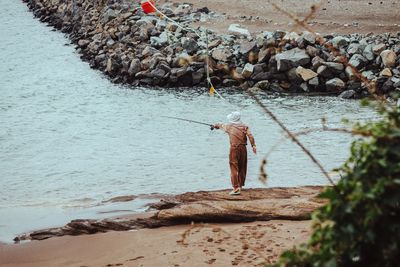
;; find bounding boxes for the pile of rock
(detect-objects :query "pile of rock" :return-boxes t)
[24,0,400,98]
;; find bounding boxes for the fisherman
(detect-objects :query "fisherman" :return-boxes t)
[214,111,256,195]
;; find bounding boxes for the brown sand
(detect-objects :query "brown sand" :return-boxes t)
[0,220,311,266]
[161,0,400,34]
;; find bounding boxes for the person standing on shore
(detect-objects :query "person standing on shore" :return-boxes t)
[214,111,256,195]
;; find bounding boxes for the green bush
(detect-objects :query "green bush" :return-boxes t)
[272,102,400,267]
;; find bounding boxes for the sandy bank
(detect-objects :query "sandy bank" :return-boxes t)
[14,186,325,242]
[0,220,311,266]
[163,0,400,35]
[1,186,325,266]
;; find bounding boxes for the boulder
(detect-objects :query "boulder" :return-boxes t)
[331,36,349,48]
[339,90,356,99]
[150,32,168,48]
[128,58,141,76]
[242,63,254,78]
[182,37,199,54]
[362,44,375,61]
[295,66,318,81]
[323,62,344,73]
[306,45,319,57]
[347,43,363,55]
[380,50,397,68]
[211,47,232,62]
[349,54,368,69]
[275,48,310,72]
[142,46,159,57]
[345,66,357,79]
[240,41,256,54]
[254,80,270,90]
[102,8,118,23]
[252,72,272,81]
[311,56,325,70]
[228,24,250,36]
[326,78,345,91]
[77,39,90,48]
[380,68,392,77]
[308,77,319,86]
[317,65,332,78]
[373,44,386,55]
[258,48,272,63]
[302,31,316,44]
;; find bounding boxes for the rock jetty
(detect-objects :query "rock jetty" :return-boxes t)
[24,0,400,98]
[14,186,325,242]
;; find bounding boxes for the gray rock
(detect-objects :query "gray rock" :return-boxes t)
[324,62,344,72]
[339,90,356,99]
[349,54,368,69]
[317,65,332,78]
[102,8,118,23]
[308,77,319,86]
[211,47,232,62]
[150,32,168,48]
[254,80,270,90]
[380,50,397,68]
[345,66,356,79]
[174,4,192,15]
[252,72,272,81]
[300,83,309,92]
[222,79,238,86]
[106,38,115,47]
[228,24,250,36]
[287,68,302,84]
[182,37,199,54]
[275,48,310,72]
[142,46,159,57]
[157,62,171,74]
[347,43,363,55]
[362,70,376,80]
[373,44,386,55]
[150,68,166,79]
[362,44,375,61]
[306,45,319,57]
[331,36,350,48]
[258,48,271,63]
[302,31,316,44]
[192,71,204,84]
[240,41,256,55]
[311,56,325,70]
[326,78,345,91]
[78,39,90,48]
[242,63,254,78]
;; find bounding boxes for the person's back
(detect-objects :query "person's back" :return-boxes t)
[214,112,256,195]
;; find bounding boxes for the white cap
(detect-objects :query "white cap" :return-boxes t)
[227,111,241,124]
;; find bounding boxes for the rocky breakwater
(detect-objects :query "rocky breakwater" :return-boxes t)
[15,186,325,242]
[24,0,400,98]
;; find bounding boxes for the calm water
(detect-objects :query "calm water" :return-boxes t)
[0,1,377,242]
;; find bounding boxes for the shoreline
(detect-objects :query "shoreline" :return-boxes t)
[12,186,324,242]
[23,0,400,98]
[1,186,324,266]
[0,220,312,266]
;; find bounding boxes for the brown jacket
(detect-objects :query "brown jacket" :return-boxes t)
[215,123,256,147]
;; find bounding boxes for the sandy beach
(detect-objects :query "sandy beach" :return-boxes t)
[1,187,323,266]
[0,220,311,266]
[161,0,400,34]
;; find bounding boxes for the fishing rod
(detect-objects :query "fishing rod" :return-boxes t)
[162,116,215,130]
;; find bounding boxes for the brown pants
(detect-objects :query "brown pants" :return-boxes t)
[229,145,247,188]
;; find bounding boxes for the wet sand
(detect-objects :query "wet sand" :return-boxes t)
[0,220,311,266]
[162,0,400,34]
